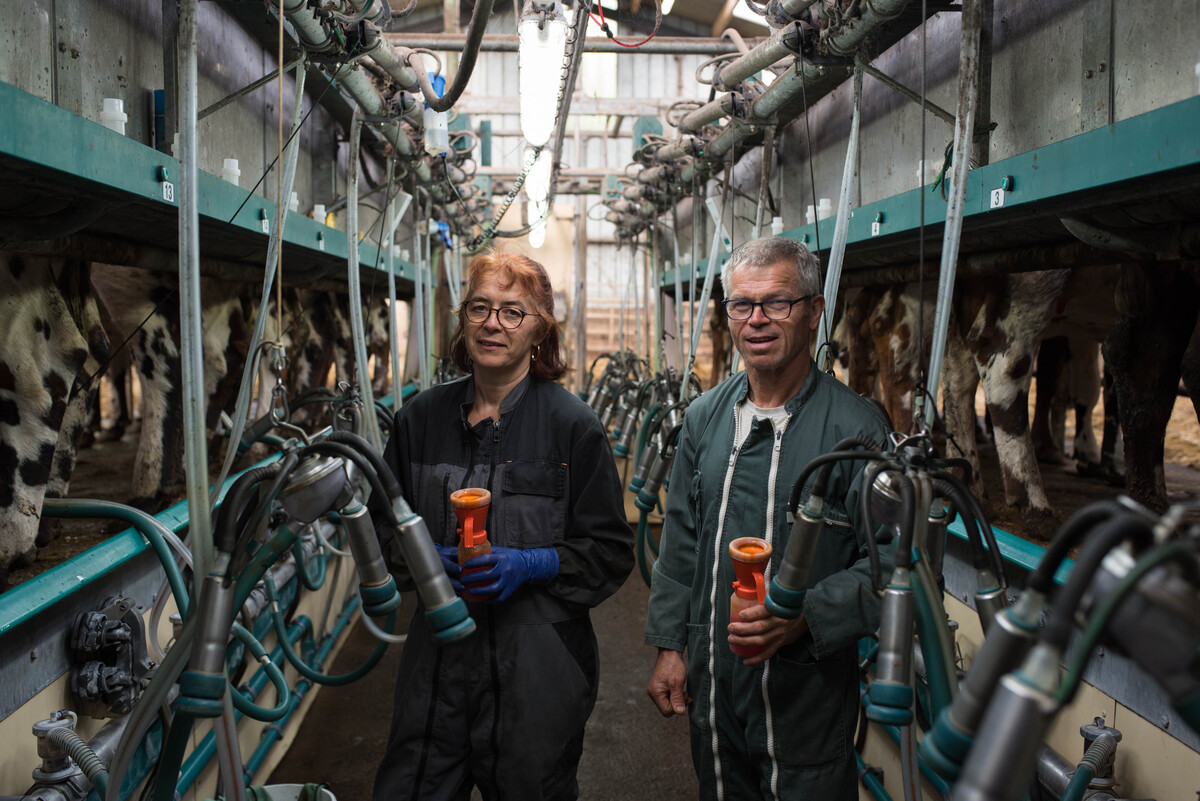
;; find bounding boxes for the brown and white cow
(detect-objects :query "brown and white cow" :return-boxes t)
[841,262,1197,537]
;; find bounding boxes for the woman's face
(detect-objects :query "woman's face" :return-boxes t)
[462,272,544,379]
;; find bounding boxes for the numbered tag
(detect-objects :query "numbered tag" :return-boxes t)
[317,237,325,252]
[261,218,270,234]
[161,181,175,203]
[871,221,881,236]
[990,188,1005,209]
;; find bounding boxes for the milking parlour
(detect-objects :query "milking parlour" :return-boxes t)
[1,2,1199,800]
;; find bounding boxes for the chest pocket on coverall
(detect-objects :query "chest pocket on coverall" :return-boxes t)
[502,459,567,546]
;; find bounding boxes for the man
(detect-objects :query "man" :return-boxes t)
[645,236,892,799]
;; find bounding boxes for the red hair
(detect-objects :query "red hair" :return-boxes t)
[448,250,568,381]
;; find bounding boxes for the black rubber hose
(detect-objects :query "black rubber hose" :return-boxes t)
[410,0,495,112]
[1028,500,1125,595]
[323,430,403,500]
[1041,512,1155,650]
[930,469,1008,586]
[787,440,887,514]
[933,456,973,485]
[858,459,895,590]
[931,478,990,572]
[213,463,284,555]
[226,451,302,578]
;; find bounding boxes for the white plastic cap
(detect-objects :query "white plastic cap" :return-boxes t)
[771,216,784,236]
[289,191,300,212]
[805,205,816,225]
[100,98,128,134]
[312,203,326,221]
[222,158,241,186]
[401,249,411,262]
[817,198,833,218]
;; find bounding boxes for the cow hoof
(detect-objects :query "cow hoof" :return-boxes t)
[95,426,126,443]
[1036,446,1067,466]
[1022,508,1059,543]
[35,519,61,547]
[13,545,38,568]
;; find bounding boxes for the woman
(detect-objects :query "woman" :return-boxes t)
[373,250,634,801]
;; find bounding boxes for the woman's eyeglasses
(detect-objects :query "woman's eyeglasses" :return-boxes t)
[463,302,529,329]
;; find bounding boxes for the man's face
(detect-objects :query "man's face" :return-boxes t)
[726,260,824,377]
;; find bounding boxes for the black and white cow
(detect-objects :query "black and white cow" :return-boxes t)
[0,254,108,590]
[90,264,250,509]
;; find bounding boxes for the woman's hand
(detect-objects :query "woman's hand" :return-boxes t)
[434,544,465,593]
[461,546,559,601]
[727,605,809,665]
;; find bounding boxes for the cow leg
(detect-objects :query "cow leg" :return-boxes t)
[36,379,99,546]
[1180,307,1200,427]
[129,312,184,510]
[1103,263,1199,513]
[1067,338,1102,466]
[971,272,1067,540]
[0,255,92,590]
[941,325,986,501]
[1032,336,1068,464]
[97,359,132,441]
[1098,360,1123,483]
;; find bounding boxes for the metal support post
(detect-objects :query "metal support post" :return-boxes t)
[347,112,384,451]
[814,66,863,367]
[925,0,981,425]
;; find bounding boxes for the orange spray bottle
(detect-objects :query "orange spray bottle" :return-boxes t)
[450,488,493,601]
[729,537,773,659]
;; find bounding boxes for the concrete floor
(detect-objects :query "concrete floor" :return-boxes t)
[267,570,698,800]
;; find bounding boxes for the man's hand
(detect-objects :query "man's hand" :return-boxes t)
[647,648,689,717]
[727,605,809,666]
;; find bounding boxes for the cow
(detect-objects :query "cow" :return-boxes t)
[0,254,108,590]
[840,262,1198,538]
[90,264,252,510]
[837,269,1109,540]
[1103,260,1200,513]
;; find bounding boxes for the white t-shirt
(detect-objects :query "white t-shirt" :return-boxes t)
[735,398,790,449]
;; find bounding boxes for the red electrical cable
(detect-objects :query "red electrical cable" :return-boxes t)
[589,0,662,49]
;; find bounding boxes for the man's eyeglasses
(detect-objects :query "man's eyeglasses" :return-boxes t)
[722,296,813,321]
[463,302,529,329]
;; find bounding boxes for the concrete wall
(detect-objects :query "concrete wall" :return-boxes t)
[0,0,368,231]
[777,0,1200,229]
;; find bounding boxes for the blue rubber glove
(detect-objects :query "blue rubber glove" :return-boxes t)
[460,547,559,602]
[434,544,465,593]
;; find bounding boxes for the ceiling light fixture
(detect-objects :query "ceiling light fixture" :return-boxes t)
[517,2,569,147]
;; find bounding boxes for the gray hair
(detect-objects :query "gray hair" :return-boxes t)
[721,236,822,298]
